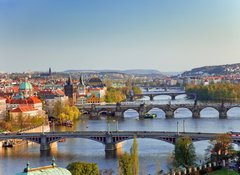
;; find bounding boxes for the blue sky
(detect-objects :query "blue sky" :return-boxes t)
[0,0,240,72]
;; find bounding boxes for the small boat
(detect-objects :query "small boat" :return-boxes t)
[144,113,157,119]
[2,140,13,147]
[58,138,66,142]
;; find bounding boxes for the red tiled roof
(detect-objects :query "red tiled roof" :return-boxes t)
[0,97,6,101]
[27,96,42,103]
[11,105,37,112]
[7,96,42,104]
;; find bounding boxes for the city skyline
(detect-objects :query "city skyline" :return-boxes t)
[1,0,240,72]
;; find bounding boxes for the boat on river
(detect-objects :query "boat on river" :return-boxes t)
[2,140,14,147]
[144,113,157,119]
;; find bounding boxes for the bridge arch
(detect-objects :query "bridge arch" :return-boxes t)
[123,109,139,118]
[227,106,240,118]
[113,136,176,145]
[146,108,166,118]
[174,107,192,118]
[98,108,109,115]
[81,110,90,115]
[175,94,187,100]
[200,107,219,118]
[153,95,171,100]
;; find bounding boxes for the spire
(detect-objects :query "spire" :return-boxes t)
[67,76,72,85]
[79,75,85,86]
[24,161,31,172]
[49,67,52,75]
[51,156,57,167]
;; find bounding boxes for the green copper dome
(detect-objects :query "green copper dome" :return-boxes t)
[16,167,72,175]
[19,82,32,90]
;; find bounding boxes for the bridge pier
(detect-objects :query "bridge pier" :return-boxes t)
[114,111,123,118]
[40,134,50,151]
[90,111,99,119]
[171,94,176,100]
[105,133,116,152]
[219,104,227,119]
[192,107,200,119]
[165,109,174,119]
[138,103,147,119]
[149,94,154,101]
[219,111,227,119]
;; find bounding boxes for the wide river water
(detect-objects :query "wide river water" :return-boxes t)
[1,95,240,175]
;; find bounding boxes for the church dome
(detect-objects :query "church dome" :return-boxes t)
[16,167,72,175]
[19,82,32,90]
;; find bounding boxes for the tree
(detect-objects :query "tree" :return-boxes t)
[118,136,139,175]
[66,161,99,175]
[53,101,63,117]
[118,152,133,175]
[173,136,196,168]
[206,133,233,162]
[130,136,139,175]
[132,86,142,95]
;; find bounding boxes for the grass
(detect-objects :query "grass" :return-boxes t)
[205,168,239,175]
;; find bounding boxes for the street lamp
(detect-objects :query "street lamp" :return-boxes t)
[177,121,179,135]
[183,120,185,133]
[113,120,119,131]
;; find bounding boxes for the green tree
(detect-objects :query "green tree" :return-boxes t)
[173,136,196,168]
[118,152,133,175]
[53,101,63,117]
[66,161,99,175]
[132,86,142,95]
[130,136,139,175]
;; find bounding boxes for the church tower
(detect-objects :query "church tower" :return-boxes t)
[49,67,52,76]
[78,75,86,95]
[64,76,77,105]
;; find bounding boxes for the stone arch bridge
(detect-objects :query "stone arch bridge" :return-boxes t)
[128,91,196,101]
[78,103,240,119]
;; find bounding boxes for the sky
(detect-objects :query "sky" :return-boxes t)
[0,0,240,73]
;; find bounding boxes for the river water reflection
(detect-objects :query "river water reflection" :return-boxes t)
[1,97,240,174]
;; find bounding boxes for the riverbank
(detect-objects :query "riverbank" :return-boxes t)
[0,124,50,147]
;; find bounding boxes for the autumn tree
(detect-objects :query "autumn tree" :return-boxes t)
[118,152,133,175]
[130,136,139,175]
[53,101,80,124]
[67,161,99,175]
[173,136,196,168]
[206,133,233,162]
[118,136,139,175]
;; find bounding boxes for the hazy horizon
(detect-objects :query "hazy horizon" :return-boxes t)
[1,0,240,72]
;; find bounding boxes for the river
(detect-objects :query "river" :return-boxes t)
[1,95,240,174]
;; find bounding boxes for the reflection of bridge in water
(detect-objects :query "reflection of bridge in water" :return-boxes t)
[1,131,240,154]
[78,102,240,119]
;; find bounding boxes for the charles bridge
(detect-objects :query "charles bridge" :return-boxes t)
[1,131,240,152]
[78,102,240,119]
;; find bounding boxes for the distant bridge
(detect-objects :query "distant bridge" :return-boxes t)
[1,131,240,152]
[78,102,240,119]
[132,91,191,101]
